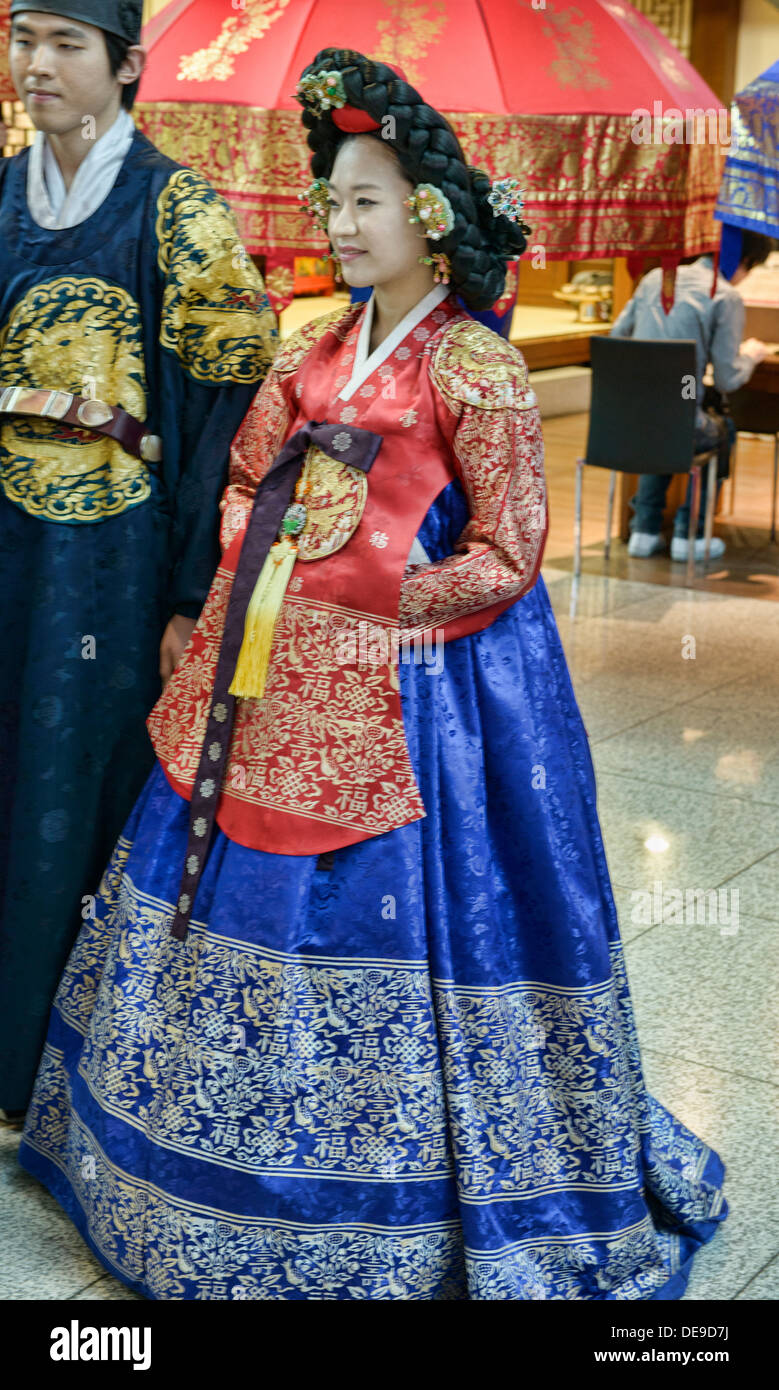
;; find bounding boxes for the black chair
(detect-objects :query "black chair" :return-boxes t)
[724,384,779,543]
[572,337,719,608]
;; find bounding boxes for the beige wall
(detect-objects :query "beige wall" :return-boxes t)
[735,0,779,89]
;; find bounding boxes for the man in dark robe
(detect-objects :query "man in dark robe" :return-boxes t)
[0,1,278,1117]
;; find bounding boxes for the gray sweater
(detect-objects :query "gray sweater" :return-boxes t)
[610,256,755,423]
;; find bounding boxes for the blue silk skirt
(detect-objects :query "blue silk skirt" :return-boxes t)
[18,482,727,1300]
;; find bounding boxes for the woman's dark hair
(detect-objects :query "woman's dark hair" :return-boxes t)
[104,32,141,111]
[299,48,530,311]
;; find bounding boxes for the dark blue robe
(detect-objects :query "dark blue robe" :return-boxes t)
[0,130,278,1110]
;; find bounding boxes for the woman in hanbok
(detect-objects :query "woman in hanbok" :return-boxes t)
[18,49,727,1301]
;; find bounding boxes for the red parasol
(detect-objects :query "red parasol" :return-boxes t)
[141,0,720,116]
[1,2,728,310]
[134,0,728,310]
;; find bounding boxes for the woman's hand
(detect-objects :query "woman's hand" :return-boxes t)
[160,614,197,687]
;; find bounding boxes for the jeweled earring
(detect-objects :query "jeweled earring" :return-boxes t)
[419,251,452,285]
[326,250,343,284]
[404,182,455,241]
[299,177,331,234]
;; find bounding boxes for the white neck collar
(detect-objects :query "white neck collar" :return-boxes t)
[27,108,135,230]
[338,282,451,401]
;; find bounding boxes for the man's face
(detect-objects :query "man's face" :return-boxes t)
[9,11,119,135]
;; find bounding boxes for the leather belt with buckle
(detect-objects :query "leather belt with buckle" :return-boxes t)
[0,385,162,464]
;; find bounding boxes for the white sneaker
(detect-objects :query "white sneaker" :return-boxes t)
[670,536,726,562]
[628,531,666,557]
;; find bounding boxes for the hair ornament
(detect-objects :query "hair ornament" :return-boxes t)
[295,69,347,114]
[404,183,455,241]
[420,251,452,285]
[299,178,331,233]
[487,177,526,223]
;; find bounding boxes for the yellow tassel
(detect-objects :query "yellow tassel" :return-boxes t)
[229,535,298,700]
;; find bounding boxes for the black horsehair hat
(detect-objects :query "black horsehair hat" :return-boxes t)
[9,1,143,44]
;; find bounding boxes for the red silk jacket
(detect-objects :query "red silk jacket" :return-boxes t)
[147,289,548,854]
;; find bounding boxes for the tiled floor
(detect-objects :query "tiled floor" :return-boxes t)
[542,411,779,602]
[2,567,777,1301]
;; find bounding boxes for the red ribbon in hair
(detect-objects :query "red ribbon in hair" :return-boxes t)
[332,108,381,132]
[331,64,408,134]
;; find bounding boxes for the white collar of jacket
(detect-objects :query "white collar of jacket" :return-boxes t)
[338,282,451,402]
[27,107,135,230]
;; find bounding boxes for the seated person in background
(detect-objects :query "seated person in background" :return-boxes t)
[610,230,775,561]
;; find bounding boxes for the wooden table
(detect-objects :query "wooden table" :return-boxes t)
[747,349,779,394]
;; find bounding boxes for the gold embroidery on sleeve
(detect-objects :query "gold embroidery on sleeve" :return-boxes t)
[398,403,547,635]
[156,169,277,385]
[432,318,536,412]
[271,305,359,378]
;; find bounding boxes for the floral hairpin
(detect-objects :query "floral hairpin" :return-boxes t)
[299,178,331,233]
[405,183,455,241]
[487,177,526,222]
[295,69,347,114]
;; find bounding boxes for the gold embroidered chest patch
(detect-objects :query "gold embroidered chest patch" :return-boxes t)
[296,446,368,562]
[0,276,150,524]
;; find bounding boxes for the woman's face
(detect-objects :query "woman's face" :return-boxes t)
[327,135,431,291]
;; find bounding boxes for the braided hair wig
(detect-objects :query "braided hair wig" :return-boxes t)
[297,49,531,312]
